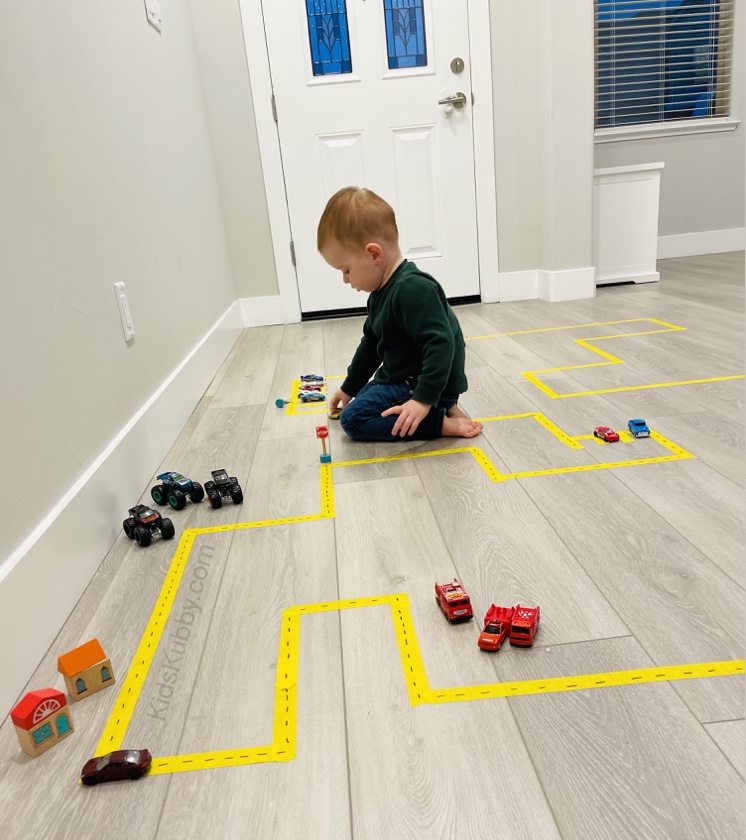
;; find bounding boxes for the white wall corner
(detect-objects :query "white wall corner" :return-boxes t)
[494,270,539,302]
[0,301,243,719]
[657,228,746,260]
[240,295,284,327]
[538,267,596,302]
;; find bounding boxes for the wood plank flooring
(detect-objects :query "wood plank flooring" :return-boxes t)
[1,252,743,839]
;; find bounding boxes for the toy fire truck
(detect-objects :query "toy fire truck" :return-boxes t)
[434,579,473,623]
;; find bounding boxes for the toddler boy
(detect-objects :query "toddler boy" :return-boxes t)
[317,186,482,441]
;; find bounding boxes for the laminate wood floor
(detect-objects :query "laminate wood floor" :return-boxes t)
[1,252,744,839]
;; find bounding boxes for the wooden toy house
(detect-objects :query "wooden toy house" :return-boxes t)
[57,638,114,701]
[11,688,74,758]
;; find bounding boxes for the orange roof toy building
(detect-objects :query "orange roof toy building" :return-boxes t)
[57,638,115,701]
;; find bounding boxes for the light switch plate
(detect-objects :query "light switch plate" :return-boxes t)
[144,0,162,32]
[114,282,135,342]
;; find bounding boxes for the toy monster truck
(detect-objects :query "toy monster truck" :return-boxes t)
[123,505,175,547]
[204,469,243,509]
[150,472,205,510]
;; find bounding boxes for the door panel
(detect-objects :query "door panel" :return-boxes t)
[263,0,479,314]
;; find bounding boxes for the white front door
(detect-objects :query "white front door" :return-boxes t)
[262,0,480,315]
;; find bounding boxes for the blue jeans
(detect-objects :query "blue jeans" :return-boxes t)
[340,380,459,442]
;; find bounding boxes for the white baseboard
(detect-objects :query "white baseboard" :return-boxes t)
[239,295,284,327]
[494,270,538,302]
[0,302,243,720]
[657,228,746,259]
[596,270,660,286]
[538,267,596,302]
[494,267,596,303]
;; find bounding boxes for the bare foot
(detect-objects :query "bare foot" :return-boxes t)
[446,404,470,421]
[442,414,483,438]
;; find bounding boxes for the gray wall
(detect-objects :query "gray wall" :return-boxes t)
[0,2,240,565]
[189,0,277,297]
[491,1,596,275]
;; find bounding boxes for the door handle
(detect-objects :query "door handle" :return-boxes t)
[437,91,467,108]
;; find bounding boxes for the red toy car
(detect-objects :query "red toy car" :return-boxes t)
[80,749,152,785]
[435,579,473,623]
[478,605,515,651]
[509,605,540,646]
[593,426,619,443]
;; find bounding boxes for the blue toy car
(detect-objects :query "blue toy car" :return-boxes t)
[627,419,650,438]
[151,472,205,510]
[300,374,324,382]
[298,391,326,402]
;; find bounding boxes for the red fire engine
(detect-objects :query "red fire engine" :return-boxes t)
[434,579,473,623]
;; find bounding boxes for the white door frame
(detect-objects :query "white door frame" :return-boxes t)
[238,0,499,323]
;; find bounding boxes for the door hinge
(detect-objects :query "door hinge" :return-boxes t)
[290,240,296,266]
[271,94,278,123]
[471,91,475,106]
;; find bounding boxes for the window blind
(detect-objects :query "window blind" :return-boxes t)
[595,1,734,129]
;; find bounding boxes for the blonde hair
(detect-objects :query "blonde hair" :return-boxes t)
[317,187,399,251]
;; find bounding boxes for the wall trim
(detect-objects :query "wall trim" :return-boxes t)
[539,267,596,302]
[0,303,243,719]
[495,270,539,302]
[240,295,284,327]
[657,228,746,260]
[495,267,596,303]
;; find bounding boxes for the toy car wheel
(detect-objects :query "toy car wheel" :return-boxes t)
[129,771,141,781]
[204,481,215,492]
[82,777,97,786]
[208,491,223,509]
[230,486,243,504]
[150,485,167,505]
[167,489,186,511]
[160,519,175,540]
[123,518,136,539]
[134,527,152,547]
[189,482,205,503]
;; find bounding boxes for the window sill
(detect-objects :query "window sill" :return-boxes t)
[595,117,740,144]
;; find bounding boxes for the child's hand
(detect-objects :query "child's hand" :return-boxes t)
[329,388,351,415]
[382,399,430,437]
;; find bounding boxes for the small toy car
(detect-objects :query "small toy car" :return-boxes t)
[123,505,175,547]
[478,605,515,651]
[151,472,205,510]
[80,749,152,785]
[298,391,326,402]
[593,426,620,443]
[300,374,324,382]
[204,469,243,509]
[435,579,473,623]
[299,383,324,392]
[628,418,650,438]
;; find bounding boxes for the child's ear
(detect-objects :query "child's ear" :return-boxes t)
[365,242,384,263]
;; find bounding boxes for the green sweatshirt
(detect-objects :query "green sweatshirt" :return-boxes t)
[341,260,468,406]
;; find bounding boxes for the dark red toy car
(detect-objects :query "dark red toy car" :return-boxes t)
[593,426,620,443]
[80,749,152,785]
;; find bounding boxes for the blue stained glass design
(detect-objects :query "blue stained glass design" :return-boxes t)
[384,0,427,69]
[306,0,352,76]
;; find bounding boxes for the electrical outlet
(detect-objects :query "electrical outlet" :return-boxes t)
[113,282,135,342]
[144,0,162,32]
